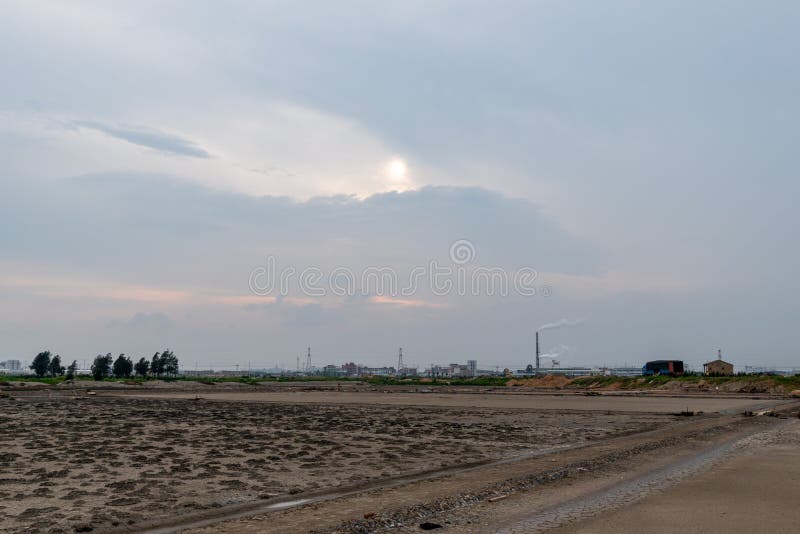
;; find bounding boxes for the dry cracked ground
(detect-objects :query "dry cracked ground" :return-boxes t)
[0,396,675,533]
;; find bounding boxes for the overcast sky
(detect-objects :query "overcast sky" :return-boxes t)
[1,1,798,371]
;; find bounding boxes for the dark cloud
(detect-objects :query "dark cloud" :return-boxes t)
[0,173,597,289]
[73,121,210,158]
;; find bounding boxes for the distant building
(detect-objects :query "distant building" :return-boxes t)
[322,364,344,377]
[0,360,21,371]
[342,362,359,376]
[703,359,733,376]
[517,367,595,377]
[359,366,395,377]
[429,365,451,378]
[704,351,734,376]
[643,360,684,376]
[397,367,418,377]
[446,362,478,378]
[603,367,643,377]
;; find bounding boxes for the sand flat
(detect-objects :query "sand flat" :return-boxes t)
[554,419,800,534]
[0,395,673,533]
[117,389,787,414]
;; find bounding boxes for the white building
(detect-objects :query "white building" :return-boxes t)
[0,360,22,372]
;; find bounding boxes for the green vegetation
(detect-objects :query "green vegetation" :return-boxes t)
[150,350,179,378]
[571,374,800,390]
[134,357,150,378]
[1,349,182,383]
[29,351,52,378]
[91,353,113,380]
[65,360,77,380]
[112,354,134,378]
[48,354,65,377]
[363,376,511,387]
[5,352,799,392]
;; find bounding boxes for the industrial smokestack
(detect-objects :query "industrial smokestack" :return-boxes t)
[536,331,540,370]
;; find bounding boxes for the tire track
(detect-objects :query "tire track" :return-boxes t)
[498,420,796,533]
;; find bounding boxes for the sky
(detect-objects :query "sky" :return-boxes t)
[1,1,798,371]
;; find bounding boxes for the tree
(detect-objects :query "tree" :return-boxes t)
[91,353,113,381]
[160,349,180,377]
[48,354,65,377]
[134,357,150,378]
[65,360,78,380]
[151,352,162,378]
[112,353,133,378]
[30,351,52,378]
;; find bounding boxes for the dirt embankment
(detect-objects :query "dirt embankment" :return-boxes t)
[508,375,800,395]
[507,375,574,389]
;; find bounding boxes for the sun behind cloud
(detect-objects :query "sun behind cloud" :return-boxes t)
[383,157,414,192]
[385,158,407,180]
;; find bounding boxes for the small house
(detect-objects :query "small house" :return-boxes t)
[703,358,734,376]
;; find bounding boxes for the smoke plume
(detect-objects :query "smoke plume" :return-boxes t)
[538,318,584,331]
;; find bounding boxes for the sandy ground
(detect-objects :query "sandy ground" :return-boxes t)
[113,390,783,414]
[0,395,676,533]
[552,419,800,534]
[185,412,788,533]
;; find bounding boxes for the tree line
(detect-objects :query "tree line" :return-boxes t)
[29,350,180,381]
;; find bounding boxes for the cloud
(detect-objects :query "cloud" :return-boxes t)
[0,173,597,283]
[0,268,191,304]
[73,120,210,158]
[126,312,174,330]
[539,270,695,299]
[368,296,447,309]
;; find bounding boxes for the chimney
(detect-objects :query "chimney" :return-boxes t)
[536,331,540,370]
[718,349,722,361]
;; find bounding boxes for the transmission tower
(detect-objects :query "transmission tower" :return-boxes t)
[305,347,312,373]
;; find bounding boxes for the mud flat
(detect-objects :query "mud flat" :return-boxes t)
[112,389,785,414]
[0,395,675,533]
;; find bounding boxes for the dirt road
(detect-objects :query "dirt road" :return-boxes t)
[550,419,800,534]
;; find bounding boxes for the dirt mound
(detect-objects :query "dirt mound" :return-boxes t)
[658,380,712,392]
[716,379,786,394]
[652,378,790,395]
[508,375,574,389]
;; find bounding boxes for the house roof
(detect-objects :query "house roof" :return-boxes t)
[703,359,733,366]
